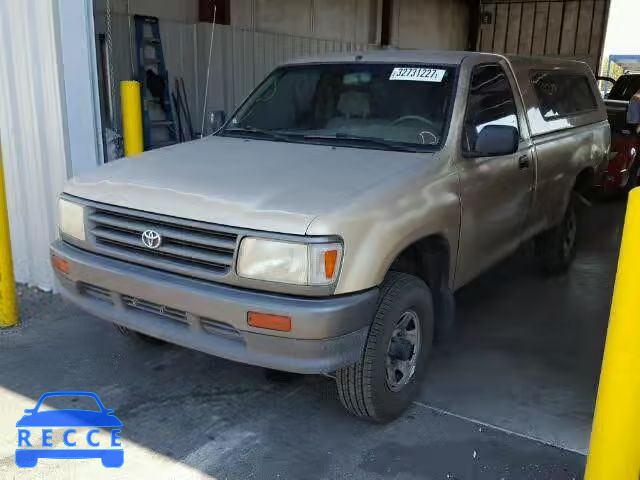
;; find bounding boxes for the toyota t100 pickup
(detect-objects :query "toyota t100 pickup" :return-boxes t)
[52,51,609,421]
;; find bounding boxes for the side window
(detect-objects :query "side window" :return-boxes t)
[463,64,519,154]
[531,71,597,121]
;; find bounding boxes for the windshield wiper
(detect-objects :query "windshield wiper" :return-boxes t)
[299,133,420,152]
[221,126,292,143]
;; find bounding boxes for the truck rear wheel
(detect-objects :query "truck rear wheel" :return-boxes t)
[535,198,577,274]
[335,272,434,422]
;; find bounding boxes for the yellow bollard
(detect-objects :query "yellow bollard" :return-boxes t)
[120,81,144,156]
[585,188,640,479]
[0,147,17,327]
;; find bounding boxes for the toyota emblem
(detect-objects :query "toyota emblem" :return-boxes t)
[141,230,162,249]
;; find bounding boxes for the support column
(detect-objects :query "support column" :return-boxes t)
[0,0,101,290]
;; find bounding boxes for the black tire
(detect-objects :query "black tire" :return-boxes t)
[335,272,434,422]
[114,325,167,345]
[535,197,578,275]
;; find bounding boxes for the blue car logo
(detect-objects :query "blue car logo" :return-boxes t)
[15,391,123,468]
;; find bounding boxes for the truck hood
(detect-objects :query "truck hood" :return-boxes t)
[65,136,429,234]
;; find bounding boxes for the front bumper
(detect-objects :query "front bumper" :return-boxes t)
[51,241,378,374]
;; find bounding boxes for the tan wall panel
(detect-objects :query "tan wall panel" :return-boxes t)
[519,3,536,55]
[531,2,550,55]
[576,0,595,55]
[479,3,497,51]
[94,0,199,23]
[590,0,607,60]
[479,0,609,70]
[505,3,522,53]
[229,0,380,44]
[255,0,313,36]
[545,2,563,55]
[559,1,579,55]
[390,0,470,50]
[493,3,510,52]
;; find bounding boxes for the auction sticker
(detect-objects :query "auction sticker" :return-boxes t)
[389,67,446,82]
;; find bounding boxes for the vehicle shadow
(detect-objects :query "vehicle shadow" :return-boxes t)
[423,198,625,453]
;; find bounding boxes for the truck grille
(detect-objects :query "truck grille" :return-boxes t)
[87,206,239,281]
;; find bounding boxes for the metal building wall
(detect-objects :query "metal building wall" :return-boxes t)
[195,24,376,121]
[478,0,610,70]
[92,14,374,138]
[93,14,199,137]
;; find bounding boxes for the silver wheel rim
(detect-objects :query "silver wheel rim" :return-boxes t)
[385,310,421,392]
[563,208,577,258]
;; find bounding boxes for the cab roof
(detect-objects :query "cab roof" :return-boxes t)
[284,49,487,66]
[283,49,589,70]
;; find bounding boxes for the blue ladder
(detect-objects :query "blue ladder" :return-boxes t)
[133,15,178,150]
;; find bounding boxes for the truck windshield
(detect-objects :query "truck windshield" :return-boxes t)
[221,63,457,151]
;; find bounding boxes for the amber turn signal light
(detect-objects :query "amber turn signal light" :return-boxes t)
[247,312,292,332]
[52,255,70,274]
[324,249,338,279]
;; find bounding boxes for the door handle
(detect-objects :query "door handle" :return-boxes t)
[518,155,530,169]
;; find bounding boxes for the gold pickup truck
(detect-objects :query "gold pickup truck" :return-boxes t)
[51,50,609,421]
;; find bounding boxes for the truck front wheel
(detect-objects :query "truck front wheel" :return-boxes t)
[336,272,434,422]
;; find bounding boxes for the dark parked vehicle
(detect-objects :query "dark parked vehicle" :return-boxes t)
[598,73,640,192]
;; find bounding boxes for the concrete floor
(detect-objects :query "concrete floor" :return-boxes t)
[0,200,624,479]
[424,198,624,454]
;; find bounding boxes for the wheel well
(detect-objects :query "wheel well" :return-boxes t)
[388,235,450,292]
[574,168,595,194]
[388,235,454,343]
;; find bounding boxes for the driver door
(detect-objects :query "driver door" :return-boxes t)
[455,63,535,286]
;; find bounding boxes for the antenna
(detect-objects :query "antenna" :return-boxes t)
[200,4,217,138]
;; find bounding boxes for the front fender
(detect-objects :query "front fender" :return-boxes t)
[307,171,461,295]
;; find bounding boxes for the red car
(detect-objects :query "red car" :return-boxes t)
[599,74,640,193]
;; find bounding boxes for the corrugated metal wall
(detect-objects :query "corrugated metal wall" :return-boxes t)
[196,24,375,122]
[478,0,610,70]
[94,14,374,136]
[94,14,199,137]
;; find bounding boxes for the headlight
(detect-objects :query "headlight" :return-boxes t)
[237,238,342,286]
[58,198,85,241]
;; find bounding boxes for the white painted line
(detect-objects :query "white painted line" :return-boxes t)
[412,401,587,456]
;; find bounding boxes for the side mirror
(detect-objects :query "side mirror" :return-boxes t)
[473,125,519,156]
[209,110,227,133]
